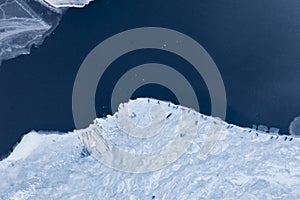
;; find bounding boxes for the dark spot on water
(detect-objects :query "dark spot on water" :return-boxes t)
[270,136,273,139]
[180,133,186,137]
[289,138,293,141]
[152,195,155,199]
[256,133,259,136]
[195,121,198,125]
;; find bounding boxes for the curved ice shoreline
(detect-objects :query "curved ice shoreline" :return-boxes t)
[1,98,300,199]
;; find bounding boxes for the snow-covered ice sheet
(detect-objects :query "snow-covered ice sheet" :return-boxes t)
[1,98,300,199]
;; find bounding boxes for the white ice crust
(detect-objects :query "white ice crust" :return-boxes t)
[1,98,300,199]
[41,0,94,8]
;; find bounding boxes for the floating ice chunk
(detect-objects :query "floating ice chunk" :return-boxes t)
[1,98,300,199]
[252,124,280,135]
[0,0,62,65]
[39,0,94,8]
[269,127,280,134]
[258,125,268,132]
[0,0,94,66]
[289,116,300,136]
[252,124,257,130]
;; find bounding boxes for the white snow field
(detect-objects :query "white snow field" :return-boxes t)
[1,98,300,199]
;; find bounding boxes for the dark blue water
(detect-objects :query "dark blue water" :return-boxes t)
[1,0,300,158]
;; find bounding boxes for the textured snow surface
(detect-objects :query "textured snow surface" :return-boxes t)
[1,98,300,199]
